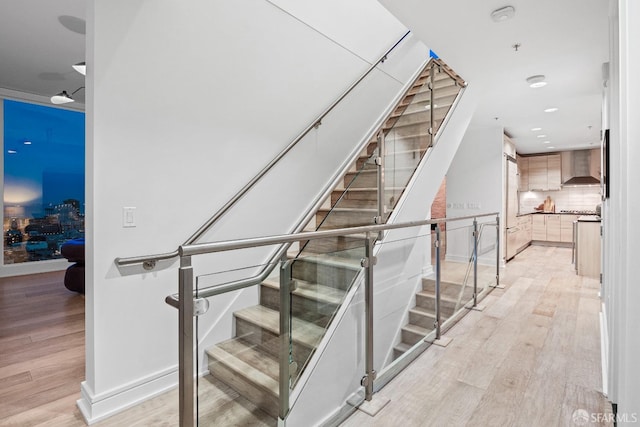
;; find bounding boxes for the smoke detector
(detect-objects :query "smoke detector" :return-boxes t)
[491,6,515,22]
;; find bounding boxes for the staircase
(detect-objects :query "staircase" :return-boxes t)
[203,59,464,421]
[393,277,474,358]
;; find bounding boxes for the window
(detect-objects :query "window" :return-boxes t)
[3,99,85,264]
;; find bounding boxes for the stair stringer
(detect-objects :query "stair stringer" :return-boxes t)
[284,81,479,427]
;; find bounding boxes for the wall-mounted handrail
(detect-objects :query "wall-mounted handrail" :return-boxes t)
[115,31,411,269]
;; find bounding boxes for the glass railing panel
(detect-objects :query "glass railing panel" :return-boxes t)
[310,151,380,239]
[195,255,283,425]
[289,239,365,387]
[371,229,435,374]
[381,64,463,221]
[475,219,500,294]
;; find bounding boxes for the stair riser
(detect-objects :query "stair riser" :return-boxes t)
[422,280,475,300]
[345,168,414,189]
[409,311,437,330]
[260,285,336,327]
[292,259,359,290]
[329,194,377,209]
[298,236,366,254]
[415,294,456,317]
[402,327,426,346]
[315,210,376,229]
[235,317,312,369]
[208,360,279,419]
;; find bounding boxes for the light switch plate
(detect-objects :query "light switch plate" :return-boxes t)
[123,207,136,228]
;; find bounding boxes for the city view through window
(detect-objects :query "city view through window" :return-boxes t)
[3,99,85,264]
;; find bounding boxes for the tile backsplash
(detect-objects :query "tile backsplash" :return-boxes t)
[519,186,601,213]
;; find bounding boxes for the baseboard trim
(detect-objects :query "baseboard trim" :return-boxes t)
[77,366,178,425]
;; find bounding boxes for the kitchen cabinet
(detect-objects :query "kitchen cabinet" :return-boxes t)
[521,154,561,191]
[590,148,601,179]
[517,156,529,191]
[528,157,547,191]
[547,154,562,190]
[532,215,546,240]
[576,218,601,278]
[560,214,579,243]
[531,213,563,242]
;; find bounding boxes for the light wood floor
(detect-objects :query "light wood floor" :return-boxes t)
[0,245,612,426]
[342,245,612,426]
[0,270,87,426]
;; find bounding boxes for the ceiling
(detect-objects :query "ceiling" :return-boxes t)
[0,1,609,154]
[0,0,86,109]
[380,0,610,154]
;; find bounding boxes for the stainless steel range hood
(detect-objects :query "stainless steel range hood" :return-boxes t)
[561,149,600,186]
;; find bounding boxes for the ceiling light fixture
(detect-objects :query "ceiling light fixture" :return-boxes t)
[537,134,547,138]
[7,150,17,154]
[531,127,542,131]
[72,61,86,76]
[526,75,547,88]
[543,141,551,144]
[50,86,85,105]
[544,107,559,113]
[491,6,515,22]
[24,141,32,145]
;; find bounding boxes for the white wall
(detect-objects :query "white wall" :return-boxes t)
[445,126,503,264]
[81,0,428,422]
[602,0,640,420]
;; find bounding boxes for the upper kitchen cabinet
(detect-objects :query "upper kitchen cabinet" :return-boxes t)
[522,153,561,191]
[517,155,529,191]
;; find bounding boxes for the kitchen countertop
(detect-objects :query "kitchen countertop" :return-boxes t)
[577,215,601,222]
[518,211,597,216]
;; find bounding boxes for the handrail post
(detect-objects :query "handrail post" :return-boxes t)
[429,63,435,148]
[279,256,293,420]
[178,255,195,427]
[496,214,500,287]
[376,130,386,240]
[434,224,442,340]
[473,218,478,308]
[361,232,376,401]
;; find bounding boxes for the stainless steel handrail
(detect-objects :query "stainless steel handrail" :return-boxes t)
[177,213,498,300]
[115,31,411,269]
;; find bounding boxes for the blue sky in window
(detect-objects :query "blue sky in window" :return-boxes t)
[3,99,85,216]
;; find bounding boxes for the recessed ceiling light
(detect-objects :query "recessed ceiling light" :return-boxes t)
[490,6,515,22]
[547,146,555,149]
[537,134,547,138]
[526,75,547,88]
[24,141,32,145]
[531,127,542,131]
[544,107,559,113]
[543,141,551,144]
[7,150,17,154]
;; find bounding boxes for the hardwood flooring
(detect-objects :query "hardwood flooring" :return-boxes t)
[341,245,612,427]
[0,270,87,426]
[0,245,611,426]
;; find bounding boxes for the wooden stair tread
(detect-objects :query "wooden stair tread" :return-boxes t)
[207,340,279,396]
[402,323,430,336]
[234,305,324,348]
[262,279,345,306]
[293,253,362,271]
[394,342,413,353]
[409,306,437,318]
[317,207,378,213]
[416,290,458,304]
